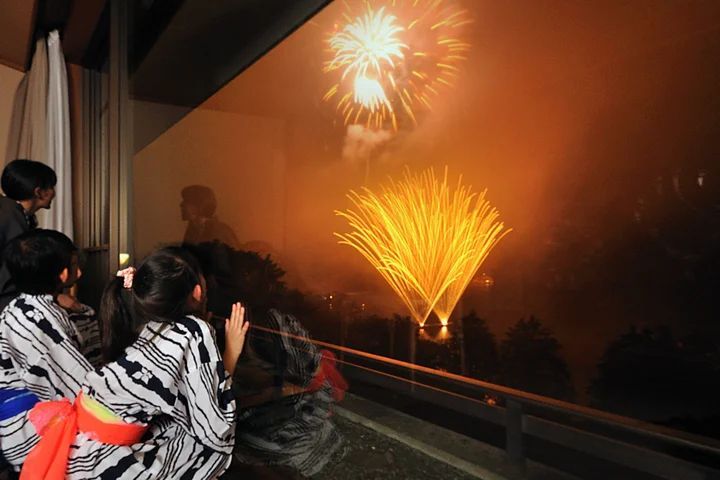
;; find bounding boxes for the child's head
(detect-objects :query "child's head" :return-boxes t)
[101,247,206,362]
[1,159,57,210]
[3,229,76,295]
[44,230,82,287]
[132,247,206,320]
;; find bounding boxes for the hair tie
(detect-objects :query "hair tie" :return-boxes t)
[116,267,136,289]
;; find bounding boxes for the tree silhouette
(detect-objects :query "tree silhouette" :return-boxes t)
[416,328,461,373]
[589,326,720,422]
[500,316,574,400]
[390,314,414,361]
[462,311,500,381]
[185,241,295,313]
[347,314,395,355]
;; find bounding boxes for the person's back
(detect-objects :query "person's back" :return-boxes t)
[0,230,92,472]
[0,160,57,311]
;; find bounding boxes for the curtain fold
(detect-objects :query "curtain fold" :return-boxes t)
[45,30,73,238]
[5,37,48,164]
[4,31,73,239]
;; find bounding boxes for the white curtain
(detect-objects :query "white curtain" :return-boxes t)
[5,37,48,164]
[5,31,73,239]
[44,30,73,238]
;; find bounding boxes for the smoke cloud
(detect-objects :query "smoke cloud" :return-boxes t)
[342,124,393,165]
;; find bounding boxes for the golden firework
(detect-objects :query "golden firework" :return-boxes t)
[335,168,509,326]
[432,189,509,325]
[324,0,472,131]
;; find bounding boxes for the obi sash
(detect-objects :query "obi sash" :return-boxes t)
[20,392,148,480]
[0,388,39,421]
[306,349,348,401]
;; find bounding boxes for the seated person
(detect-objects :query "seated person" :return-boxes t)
[0,230,93,472]
[48,232,102,367]
[184,240,347,476]
[233,308,347,477]
[20,247,248,479]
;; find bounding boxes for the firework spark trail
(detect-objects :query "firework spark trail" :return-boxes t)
[433,188,510,324]
[327,6,407,80]
[335,168,510,326]
[324,0,472,131]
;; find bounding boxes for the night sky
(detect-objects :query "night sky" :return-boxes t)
[133,0,720,395]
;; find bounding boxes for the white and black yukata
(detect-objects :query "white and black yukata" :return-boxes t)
[67,304,103,368]
[0,294,93,470]
[67,315,236,479]
[234,310,345,476]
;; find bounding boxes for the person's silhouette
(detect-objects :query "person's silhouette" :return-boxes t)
[180,185,239,249]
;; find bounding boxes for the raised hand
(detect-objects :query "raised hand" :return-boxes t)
[223,302,249,376]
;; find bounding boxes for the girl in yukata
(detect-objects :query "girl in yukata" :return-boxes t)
[20,247,249,479]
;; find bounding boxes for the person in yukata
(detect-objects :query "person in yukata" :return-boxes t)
[0,229,92,473]
[20,247,249,480]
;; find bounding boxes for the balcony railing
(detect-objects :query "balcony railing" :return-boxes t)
[254,324,720,480]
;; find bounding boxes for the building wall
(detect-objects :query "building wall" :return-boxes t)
[0,63,23,167]
[132,101,287,262]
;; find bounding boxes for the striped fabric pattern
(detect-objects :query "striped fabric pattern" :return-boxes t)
[234,310,344,476]
[0,294,93,470]
[67,304,102,368]
[66,315,236,479]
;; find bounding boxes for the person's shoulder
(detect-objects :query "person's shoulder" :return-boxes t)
[147,315,213,347]
[0,294,71,342]
[3,293,34,317]
[174,315,220,365]
[0,196,18,216]
[0,196,25,229]
[174,315,215,341]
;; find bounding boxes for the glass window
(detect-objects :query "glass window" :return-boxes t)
[127,1,720,476]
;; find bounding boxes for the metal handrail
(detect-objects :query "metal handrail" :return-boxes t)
[252,323,720,477]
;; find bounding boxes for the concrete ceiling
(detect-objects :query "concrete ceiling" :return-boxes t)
[131,0,332,107]
[0,0,106,71]
[131,0,332,151]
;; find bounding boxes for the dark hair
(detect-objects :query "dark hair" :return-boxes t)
[42,229,79,255]
[100,247,205,362]
[181,185,217,217]
[1,159,57,201]
[3,229,74,295]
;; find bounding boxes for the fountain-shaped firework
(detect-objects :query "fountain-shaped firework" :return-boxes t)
[335,167,510,326]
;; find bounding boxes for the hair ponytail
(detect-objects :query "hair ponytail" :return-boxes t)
[100,276,138,363]
[100,247,205,363]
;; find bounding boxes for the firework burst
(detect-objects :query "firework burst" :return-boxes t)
[323,0,472,131]
[335,168,509,327]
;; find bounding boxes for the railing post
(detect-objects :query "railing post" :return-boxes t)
[409,322,417,393]
[506,399,526,469]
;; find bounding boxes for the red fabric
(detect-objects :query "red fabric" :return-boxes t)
[306,350,348,401]
[20,392,147,480]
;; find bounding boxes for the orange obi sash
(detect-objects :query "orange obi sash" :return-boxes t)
[20,392,147,480]
[306,349,348,401]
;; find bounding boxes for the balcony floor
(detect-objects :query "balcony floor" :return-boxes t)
[226,393,579,480]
